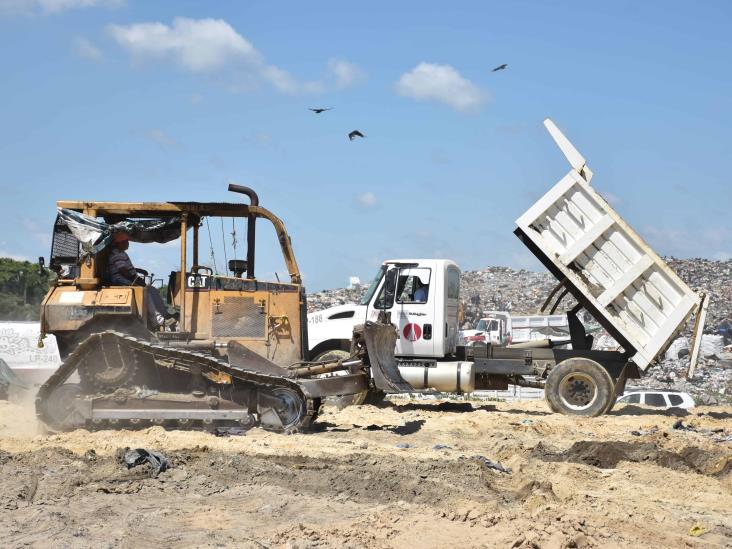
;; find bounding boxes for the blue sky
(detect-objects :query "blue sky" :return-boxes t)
[1,0,730,290]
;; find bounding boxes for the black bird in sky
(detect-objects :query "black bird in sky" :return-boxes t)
[348,130,365,141]
[492,64,508,72]
[309,107,333,114]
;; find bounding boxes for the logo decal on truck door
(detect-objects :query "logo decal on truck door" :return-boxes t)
[403,323,422,341]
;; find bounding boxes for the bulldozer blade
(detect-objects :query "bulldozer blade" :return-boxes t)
[363,321,413,393]
[298,373,369,398]
[227,341,291,377]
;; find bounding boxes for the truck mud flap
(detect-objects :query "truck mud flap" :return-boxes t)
[363,321,413,392]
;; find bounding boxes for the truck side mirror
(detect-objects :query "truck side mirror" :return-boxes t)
[379,268,398,310]
[38,256,46,277]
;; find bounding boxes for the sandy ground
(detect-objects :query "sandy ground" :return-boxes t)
[0,398,731,549]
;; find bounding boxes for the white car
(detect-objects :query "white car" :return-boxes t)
[616,390,695,409]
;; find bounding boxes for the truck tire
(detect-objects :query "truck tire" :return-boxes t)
[545,358,614,417]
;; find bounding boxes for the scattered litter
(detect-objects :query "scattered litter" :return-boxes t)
[671,420,730,442]
[120,448,171,477]
[432,444,452,450]
[630,428,658,437]
[395,443,416,449]
[521,419,533,425]
[689,523,708,537]
[471,455,512,474]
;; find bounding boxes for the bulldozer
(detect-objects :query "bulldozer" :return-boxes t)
[35,185,405,433]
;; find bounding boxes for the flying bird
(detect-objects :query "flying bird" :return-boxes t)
[309,107,333,114]
[492,64,508,72]
[348,130,365,141]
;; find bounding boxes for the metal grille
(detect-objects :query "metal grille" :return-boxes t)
[50,215,81,270]
[212,296,266,338]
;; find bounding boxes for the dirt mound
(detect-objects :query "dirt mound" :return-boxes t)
[534,440,732,478]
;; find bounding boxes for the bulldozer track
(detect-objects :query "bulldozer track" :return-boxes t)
[36,331,320,434]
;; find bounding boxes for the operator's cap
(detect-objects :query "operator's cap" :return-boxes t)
[112,231,130,243]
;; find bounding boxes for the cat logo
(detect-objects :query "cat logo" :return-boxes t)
[186,274,211,290]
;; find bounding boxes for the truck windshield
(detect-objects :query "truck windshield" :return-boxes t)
[360,265,386,305]
[476,319,499,331]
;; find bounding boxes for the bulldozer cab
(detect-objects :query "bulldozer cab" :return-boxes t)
[42,186,308,367]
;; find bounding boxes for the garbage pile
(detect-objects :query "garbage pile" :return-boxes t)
[457,267,578,327]
[307,284,366,313]
[666,257,732,337]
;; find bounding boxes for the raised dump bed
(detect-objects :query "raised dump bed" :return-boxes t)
[515,119,708,373]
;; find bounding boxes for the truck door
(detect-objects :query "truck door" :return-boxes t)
[393,267,435,356]
[367,266,436,357]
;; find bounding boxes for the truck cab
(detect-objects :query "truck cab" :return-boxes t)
[307,259,461,360]
[461,311,511,347]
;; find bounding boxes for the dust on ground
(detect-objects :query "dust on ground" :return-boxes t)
[1,398,731,548]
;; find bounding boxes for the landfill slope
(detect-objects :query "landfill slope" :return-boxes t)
[1,399,730,548]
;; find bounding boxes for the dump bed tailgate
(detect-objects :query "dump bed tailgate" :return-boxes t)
[516,120,703,371]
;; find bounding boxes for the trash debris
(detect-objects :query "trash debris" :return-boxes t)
[671,420,731,442]
[432,444,452,450]
[520,419,533,425]
[470,455,512,474]
[630,428,658,437]
[120,448,171,477]
[394,443,416,449]
[689,523,708,537]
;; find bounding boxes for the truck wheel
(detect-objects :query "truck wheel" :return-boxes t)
[545,358,614,417]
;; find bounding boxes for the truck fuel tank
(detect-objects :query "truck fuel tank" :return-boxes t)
[397,361,475,393]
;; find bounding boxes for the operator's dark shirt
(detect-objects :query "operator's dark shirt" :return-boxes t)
[108,248,135,285]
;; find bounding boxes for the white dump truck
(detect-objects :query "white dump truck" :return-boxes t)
[307,119,708,416]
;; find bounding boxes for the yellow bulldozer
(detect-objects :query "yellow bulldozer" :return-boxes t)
[36,185,409,433]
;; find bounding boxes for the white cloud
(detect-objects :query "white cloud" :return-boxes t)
[73,36,103,61]
[396,62,486,113]
[144,128,181,150]
[108,17,258,72]
[261,64,323,94]
[108,17,326,95]
[356,192,378,208]
[0,0,123,15]
[328,58,366,89]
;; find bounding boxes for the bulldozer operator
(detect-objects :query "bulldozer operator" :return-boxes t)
[108,230,174,329]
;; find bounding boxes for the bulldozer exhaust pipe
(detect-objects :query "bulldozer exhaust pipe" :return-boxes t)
[228,184,259,279]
